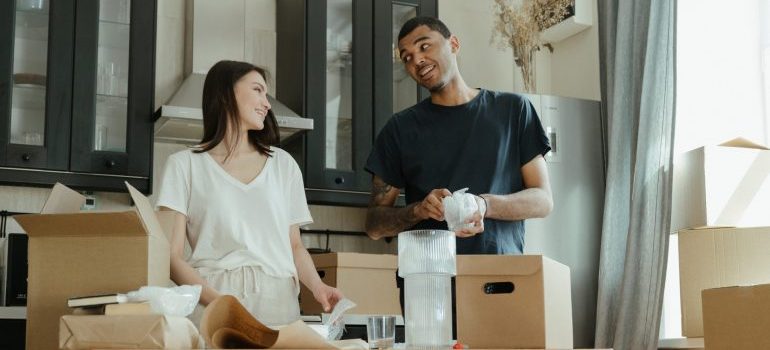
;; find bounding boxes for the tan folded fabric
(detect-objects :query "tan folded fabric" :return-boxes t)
[200,295,367,349]
[200,295,279,349]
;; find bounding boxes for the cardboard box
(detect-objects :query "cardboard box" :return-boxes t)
[15,183,171,350]
[671,137,770,231]
[455,255,573,349]
[299,253,400,315]
[702,284,770,350]
[59,314,203,349]
[678,227,770,337]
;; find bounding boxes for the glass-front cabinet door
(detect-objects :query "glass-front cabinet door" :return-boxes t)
[277,0,435,205]
[0,0,74,169]
[0,0,155,192]
[70,0,154,177]
[304,0,373,192]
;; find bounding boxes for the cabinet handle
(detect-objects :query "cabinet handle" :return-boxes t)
[21,153,32,161]
[334,177,345,184]
[105,159,116,168]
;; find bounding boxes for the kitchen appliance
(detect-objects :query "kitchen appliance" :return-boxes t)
[154,0,313,144]
[156,73,313,143]
[523,94,605,348]
[2,233,28,306]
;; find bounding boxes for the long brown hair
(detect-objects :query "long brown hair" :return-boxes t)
[195,60,279,158]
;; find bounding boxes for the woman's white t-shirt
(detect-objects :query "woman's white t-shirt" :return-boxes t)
[155,147,313,278]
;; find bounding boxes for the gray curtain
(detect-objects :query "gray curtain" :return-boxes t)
[594,1,676,350]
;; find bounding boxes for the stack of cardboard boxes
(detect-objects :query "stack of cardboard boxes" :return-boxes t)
[671,138,770,349]
[301,252,575,349]
[15,183,181,350]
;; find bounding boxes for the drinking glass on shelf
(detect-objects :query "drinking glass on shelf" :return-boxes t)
[95,125,109,150]
[23,132,43,146]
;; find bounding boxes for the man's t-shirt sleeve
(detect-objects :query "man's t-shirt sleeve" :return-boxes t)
[365,118,405,189]
[517,96,552,166]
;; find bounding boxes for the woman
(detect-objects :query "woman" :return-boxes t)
[156,60,342,327]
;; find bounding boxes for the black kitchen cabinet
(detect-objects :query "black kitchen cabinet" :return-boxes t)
[0,0,155,193]
[277,0,436,206]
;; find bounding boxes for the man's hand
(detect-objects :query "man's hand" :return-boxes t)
[455,211,484,237]
[414,188,452,221]
[312,283,344,312]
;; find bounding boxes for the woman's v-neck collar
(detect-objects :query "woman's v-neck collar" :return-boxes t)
[202,150,271,190]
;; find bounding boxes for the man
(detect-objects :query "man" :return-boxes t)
[365,16,553,251]
[364,16,554,335]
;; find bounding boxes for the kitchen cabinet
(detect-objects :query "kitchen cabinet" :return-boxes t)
[0,0,156,193]
[277,0,436,206]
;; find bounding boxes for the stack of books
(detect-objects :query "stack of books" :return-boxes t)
[67,294,153,315]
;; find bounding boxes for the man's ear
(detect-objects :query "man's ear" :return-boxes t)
[449,35,460,54]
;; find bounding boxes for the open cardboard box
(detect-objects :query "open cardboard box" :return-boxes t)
[671,137,770,231]
[14,182,171,350]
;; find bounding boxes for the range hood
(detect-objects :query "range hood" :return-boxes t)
[155,73,313,144]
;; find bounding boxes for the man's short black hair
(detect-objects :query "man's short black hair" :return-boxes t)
[398,16,451,42]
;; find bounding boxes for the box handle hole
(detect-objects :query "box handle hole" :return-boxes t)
[317,270,326,278]
[483,282,514,294]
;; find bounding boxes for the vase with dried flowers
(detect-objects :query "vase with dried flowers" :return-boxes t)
[491,0,574,92]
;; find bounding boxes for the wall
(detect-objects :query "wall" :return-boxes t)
[439,0,600,100]
[154,0,187,110]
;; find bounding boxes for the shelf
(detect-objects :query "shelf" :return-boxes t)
[539,0,592,43]
[11,84,46,110]
[98,21,130,50]
[0,306,26,320]
[99,19,130,26]
[14,9,49,42]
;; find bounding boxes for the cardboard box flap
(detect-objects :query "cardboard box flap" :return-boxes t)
[127,182,169,242]
[718,137,769,150]
[704,284,770,295]
[457,255,543,276]
[313,253,397,269]
[15,211,146,237]
[41,183,86,214]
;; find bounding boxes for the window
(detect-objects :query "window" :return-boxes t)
[661,0,770,339]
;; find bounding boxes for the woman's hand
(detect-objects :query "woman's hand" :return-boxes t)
[312,283,344,312]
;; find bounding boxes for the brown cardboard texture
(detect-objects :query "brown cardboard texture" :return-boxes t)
[300,253,399,315]
[671,137,770,230]
[702,284,770,350]
[678,227,770,337]
[456,255,573,349]
[15,182,171,350]
[59,314,203,349]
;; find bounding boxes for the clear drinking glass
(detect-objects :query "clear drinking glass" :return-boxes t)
[366,315,396,349]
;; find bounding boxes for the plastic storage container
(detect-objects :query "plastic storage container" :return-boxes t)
[398,230,456,349]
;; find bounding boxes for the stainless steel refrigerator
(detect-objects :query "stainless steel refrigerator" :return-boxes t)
[523,94,606,348]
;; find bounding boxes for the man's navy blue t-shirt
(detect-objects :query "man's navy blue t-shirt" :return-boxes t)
[365,89,551,254]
